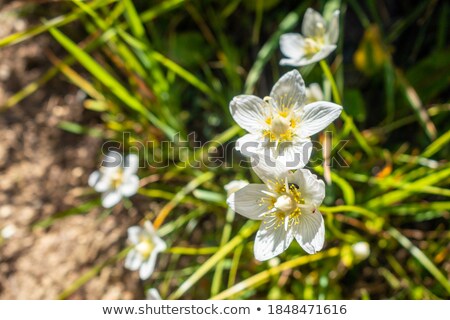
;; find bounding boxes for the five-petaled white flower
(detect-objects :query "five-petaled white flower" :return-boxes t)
[125,221,166,280]
[230,69,342,169]
[280,8,340,67]
[88,151,140,208]
[226,158,326,261]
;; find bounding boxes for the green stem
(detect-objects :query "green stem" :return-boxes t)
[211,208,235,295]
[166,247,218,255]
[58,246,131,299]
[320,60,342,105]
[227,244,244,288]
[168,221,259,300]
[388,227,450,294]
[211,247,340,300]
[319,60,374,157]
[153,171,214,229]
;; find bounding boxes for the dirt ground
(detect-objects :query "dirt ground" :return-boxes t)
[0,5,143,299]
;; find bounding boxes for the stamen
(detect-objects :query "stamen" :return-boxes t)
[111,168,124,189]
[261,179,307,232]
[136,238,155,259]
[261,96,297,143]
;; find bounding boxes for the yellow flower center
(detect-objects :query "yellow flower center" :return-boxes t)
[135,238,155,259]
[304,22,326,56]
[111,168,124,189]
[271,114,291,136]
[262,97,297,142]
[260,180,306,231]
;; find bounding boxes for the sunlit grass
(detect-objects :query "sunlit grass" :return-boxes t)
[0,0,448,300]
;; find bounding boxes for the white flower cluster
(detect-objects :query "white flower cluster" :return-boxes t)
[88,151,166,283]
[84,7,342,294]
[226,8,342,261]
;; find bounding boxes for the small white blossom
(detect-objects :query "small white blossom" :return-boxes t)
[230,70,342,169]
[125,221,166,280]
[224,180,249,196]
[305,83,324,104]
[280,8,340,66]
[146,288,162,300]
[1,224,17,239]
[227,158,326,261]
[352,241,370,261]
[88,151,140,208]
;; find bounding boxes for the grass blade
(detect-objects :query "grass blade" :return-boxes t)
[168,221,259,299]
[388,227,450,294]
[211,248,340,299]
[48,27,176,138]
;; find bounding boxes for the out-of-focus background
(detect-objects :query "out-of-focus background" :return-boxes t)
[0,0,449,299]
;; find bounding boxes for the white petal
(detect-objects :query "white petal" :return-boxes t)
[295,210,325,254]
[275,139,313,170]
[327,10,340,44]
[287,45,336,67]
[249,151,290,184]
[146,288,162,300]
[94,175,112,192]
[119,175,139,197]
[88,171,100,187]
[309,44,337,63]
[224,180,249,196]
[127,226,142,244]
[143,220,157,237]
[298,101,342,138]
[153,236,167,252]
[352,241,370,260]
[270,69,306,113]
[101,190,122,208]
[226,184,270,220]
[124,249,142,271]
[279,57,303,67]
[101,151,123,174]
[254,223,294,261]
[302,8,326,38]
[124,154,139,176]
[230,95,268,133]
[279,33,305,60]
[139,252,158,280]
[291,168,325,206]
[235,133,263,156]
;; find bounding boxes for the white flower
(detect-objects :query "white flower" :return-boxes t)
[305,83,324,104]
[88,151,140,208]
[1,224,17,239]
[146,288,162,300]
[351,241,370,261]
[280,8,340,66]
[230,69,342,169]
[125,221,166,280]
[226,158,326,261]
[224,180,249,196]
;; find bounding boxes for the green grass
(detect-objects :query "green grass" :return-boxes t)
[1,0,449,300]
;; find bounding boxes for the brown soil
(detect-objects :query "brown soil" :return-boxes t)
[0,5,143,299]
